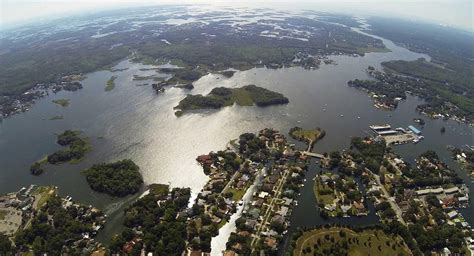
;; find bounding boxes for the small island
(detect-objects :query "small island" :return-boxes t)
[221,70,236,78]
[105,76,117,91]
[83,159,143,197]
[46,130,91,165]
[52,99,70,107]
[289,127,326,151]
[48,115,64,120]
[174,84,289,116]
[132,74,162,81]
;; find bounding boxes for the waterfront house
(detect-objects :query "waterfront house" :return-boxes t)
[265,237,278,249]
[447,210,458,219]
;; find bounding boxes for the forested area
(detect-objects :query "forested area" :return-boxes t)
[47,130,90,164]
[82,159,143,197]
[350,137,386,173]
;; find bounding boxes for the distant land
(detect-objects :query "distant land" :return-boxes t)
[0,7,387,118]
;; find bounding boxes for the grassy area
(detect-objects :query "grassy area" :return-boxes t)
[217,219,228,229]
[36,156,48,165]
[52,99,70,107]
[149,184,170,197]
[226,187,247,201]
[313,178,335,205]
[356,46,391,54]
[293,227,412,256]
[105,76,117,91]
[230,88,255,106]
[290,127,325,143]
[0,209,7,220]
[32,186,56,209]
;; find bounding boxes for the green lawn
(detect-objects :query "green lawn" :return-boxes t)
[289,127,325,148]
[226,187,247,201]
[231,88,255,106]
[218,219,228,228]
[149,184,170,196]
[293,227,412,256]
[291,129,322,142]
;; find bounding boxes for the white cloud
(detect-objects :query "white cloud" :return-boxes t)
[1,0,472,31]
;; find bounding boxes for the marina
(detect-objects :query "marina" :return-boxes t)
[370,124,424,145]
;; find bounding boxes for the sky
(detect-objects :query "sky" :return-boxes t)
[0,0,473,31]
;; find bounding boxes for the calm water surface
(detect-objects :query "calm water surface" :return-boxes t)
[0,25,472,245]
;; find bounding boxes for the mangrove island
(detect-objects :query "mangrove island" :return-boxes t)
[174,85,289,116]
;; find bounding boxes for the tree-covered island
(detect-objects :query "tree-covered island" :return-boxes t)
[105,76,117,91]
[174,85,289,116]
[51,99,70,107]
[289,127,326,151]
[82,159,144,197]
[46,130,91,165]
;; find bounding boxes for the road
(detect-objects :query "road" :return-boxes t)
[251,169,289,248]
[373,172,406,225]
[221,170,241,194]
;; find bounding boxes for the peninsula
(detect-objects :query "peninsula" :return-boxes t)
[174,85,289,116]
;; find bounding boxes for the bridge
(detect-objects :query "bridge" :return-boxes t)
[301,151,326,159]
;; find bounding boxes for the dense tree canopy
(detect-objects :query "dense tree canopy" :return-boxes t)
[0,233,13,255]
[47,130,90,164]
[83,159,143,197]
